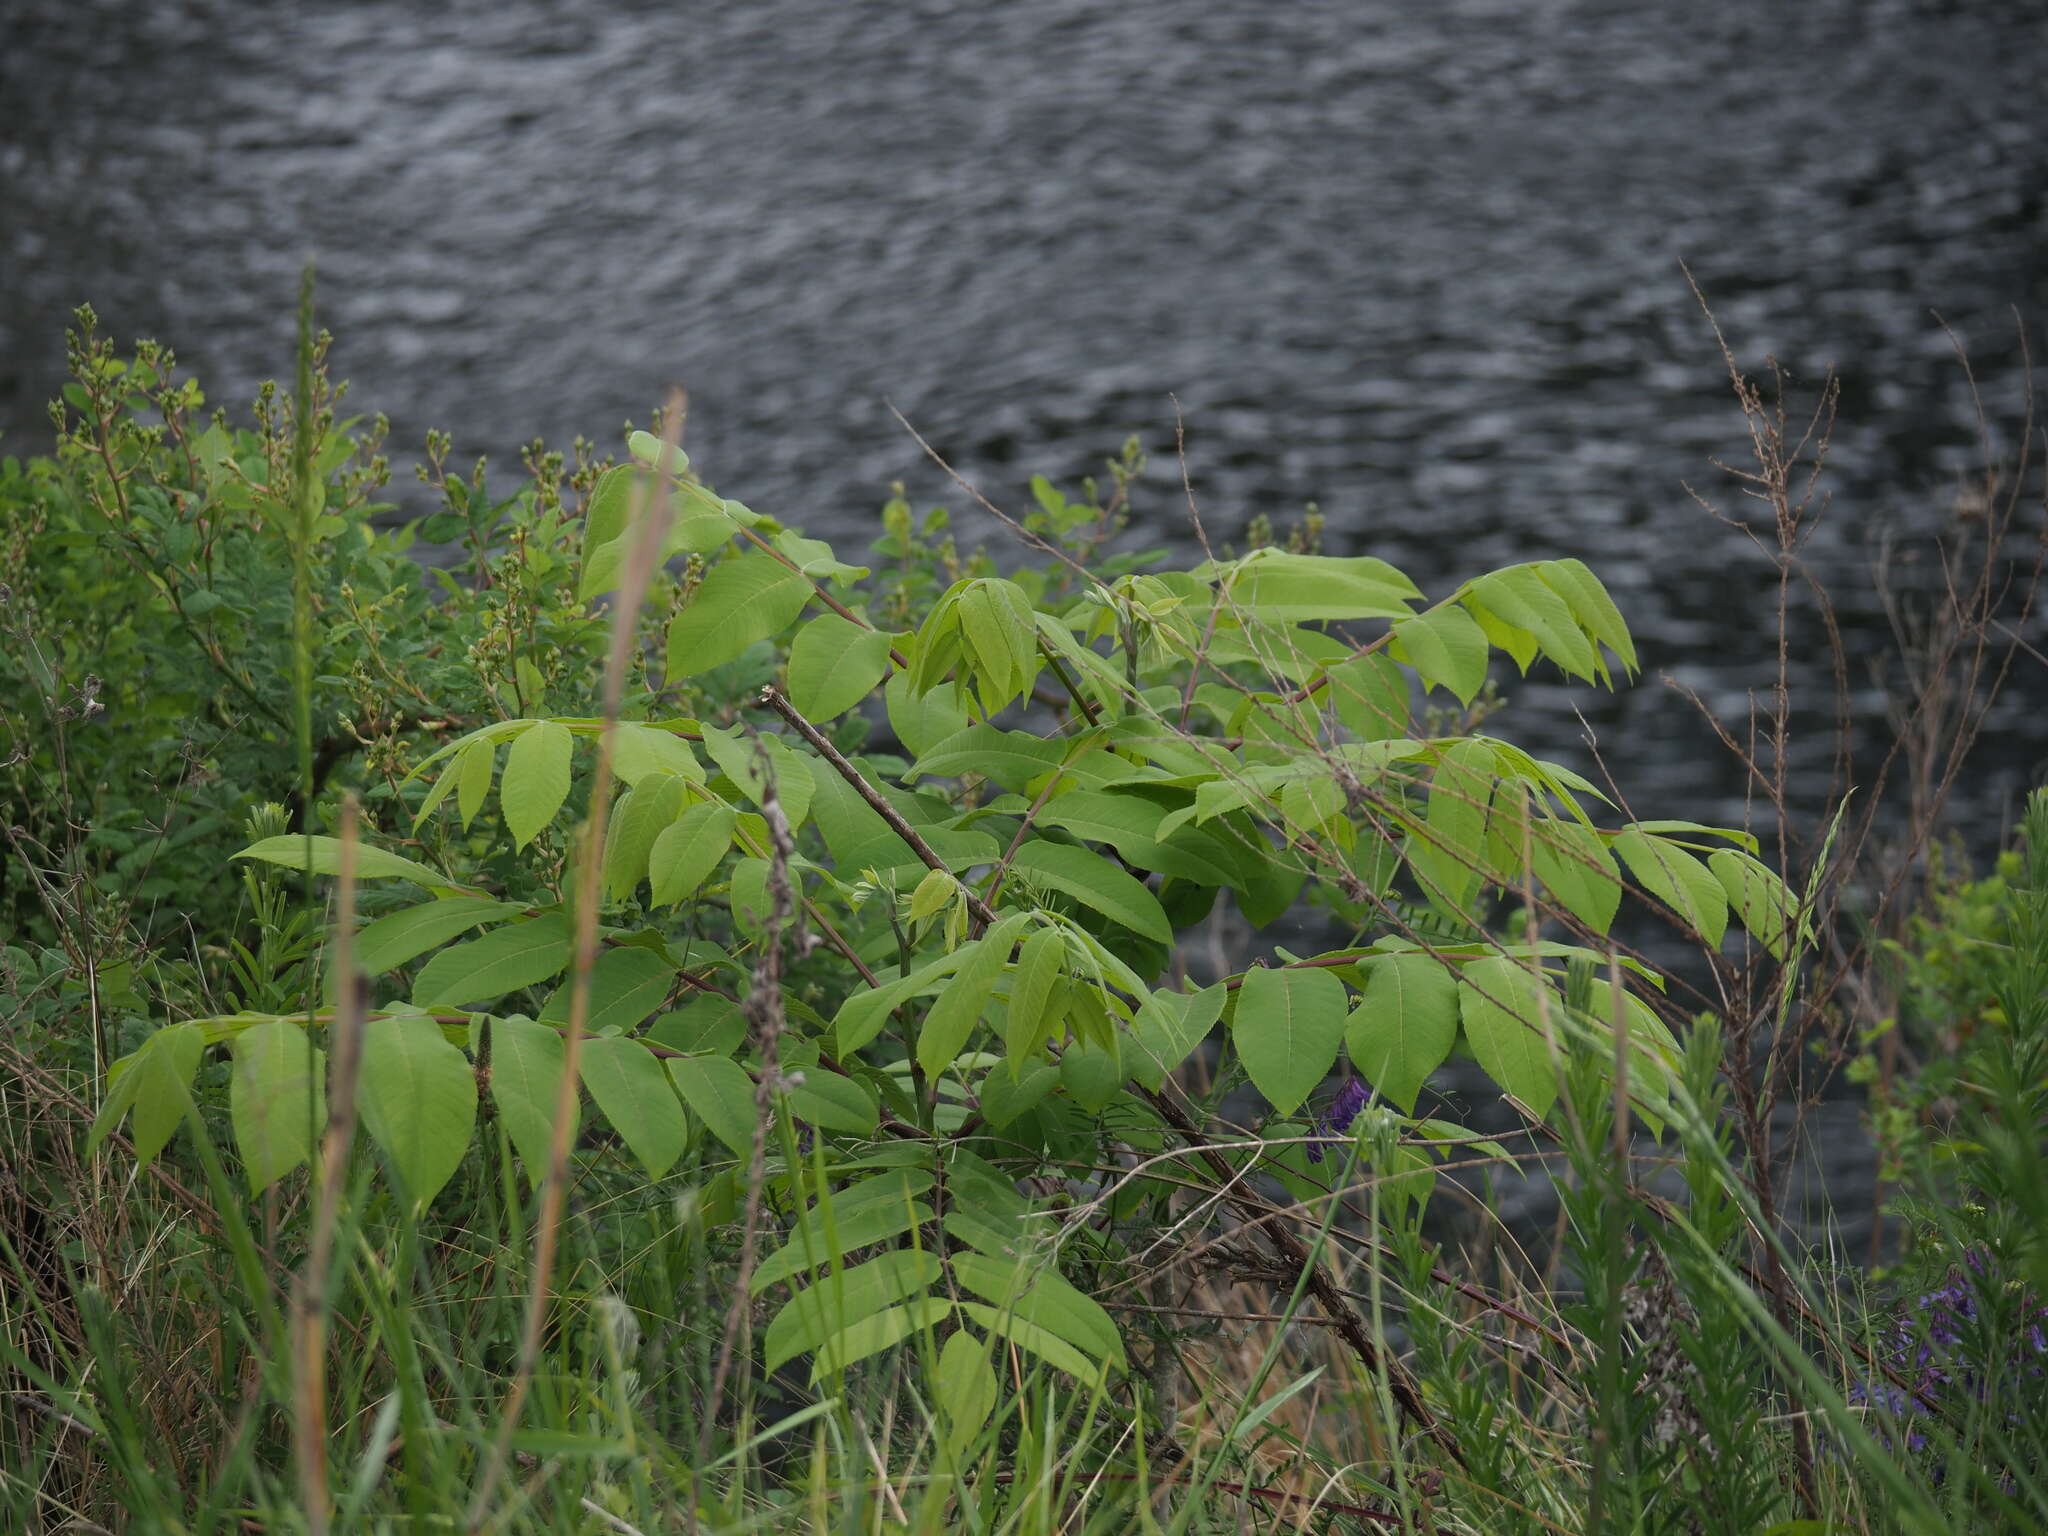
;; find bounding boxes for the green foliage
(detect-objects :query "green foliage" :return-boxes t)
[0,309,623,946]
[1872,791,2048,1294]
[67,346,1816,1398]
[34,318,2001,1535]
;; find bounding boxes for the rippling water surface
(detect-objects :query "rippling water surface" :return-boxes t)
[6,0,2047,816]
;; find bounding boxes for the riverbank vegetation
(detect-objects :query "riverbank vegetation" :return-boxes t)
[2,287,2044,1533]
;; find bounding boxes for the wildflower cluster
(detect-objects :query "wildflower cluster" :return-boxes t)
[1305,1077,1370,1164]
[1851,1249,2048,1477]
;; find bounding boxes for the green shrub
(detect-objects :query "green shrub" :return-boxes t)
[20,302,2041,1533]
[81,336,1801,1409]
[0,308,616,945]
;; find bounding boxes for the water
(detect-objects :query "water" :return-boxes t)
[6,0,2047,1243]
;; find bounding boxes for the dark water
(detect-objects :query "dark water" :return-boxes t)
[6,0,2047,1244]
[6,0,2045,834]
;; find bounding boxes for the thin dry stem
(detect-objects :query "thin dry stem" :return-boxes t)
[290,794,365,1536]
[465,389,684,1530]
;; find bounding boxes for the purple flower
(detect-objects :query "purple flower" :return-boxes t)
[1306,1078,1370,1164]
[1847,1248,2048,1485]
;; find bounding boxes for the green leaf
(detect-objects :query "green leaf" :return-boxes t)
[357,1015,478,1207]
[951,1250,1125,1370]
[833,949,972,1057]
[538,945,675,1036]
[580,1036,687,1177]
[884,671,971,758]
[783,1070,879,1138]
[624,430,690,477]
[955,1302,1101,1382]
[910,725,1068,795]
[480,1015,571,1180]
[1409,737,1498,916]
[1128,983,1225,1091]
[1539,558,1637,674]
[414,745,467,827]
[666,492,744,555]
[1458,956,1561,1121]
[1280,774,1347,839]
[753,1196,936,1293]
[1002,926,1067,1070]
[1037,791,1237,885]
[412,912,572,1009]
[458,737,497,829]
[1326,651,1413,742]
[917,925,1018,1080]
[1580,978,1682,1121]
[1059,1041,1124,1109]
[602,774,689,901]
[1614,829,1729,947]
[609,723,704,786]
[728,857,772,939]
[1008,842,1174,945]
[647,996,747,1056]
[764,1250,942,1373]
[1346,955,1458,1114]
[88,1047,145,1157]
[1531,819,1623,934]
[1709,850,1799,961]
[699,725,816,831]
[578,467,738,601]
[934,1330,1000,1455]
[770,528,867,584]
[355,898,519,976]
[231,1019,324,1193]
[1622,820,1760,852]
[981,1062,1059,1127]
[1467,565,1598,681]
[579,461,639,563]
[648,804,737,907]
[501,720,574,851]
[1464,596,1537,676]
[1214,552,1421,622]
[815,1298,953,1379]
[909,868,958,926]
[101,1023,205,1167]
[1226,1367,1327,1445]
[236,835,456,891]
[955,582,1022,709]
[1390,605,1489,705]
[668,1053,757,1157]
[787,613,894,721]
[1233,966,1347,1117]
[665,553,814,679]
[1234,834,1307,928]
[833,1167,942,1219]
